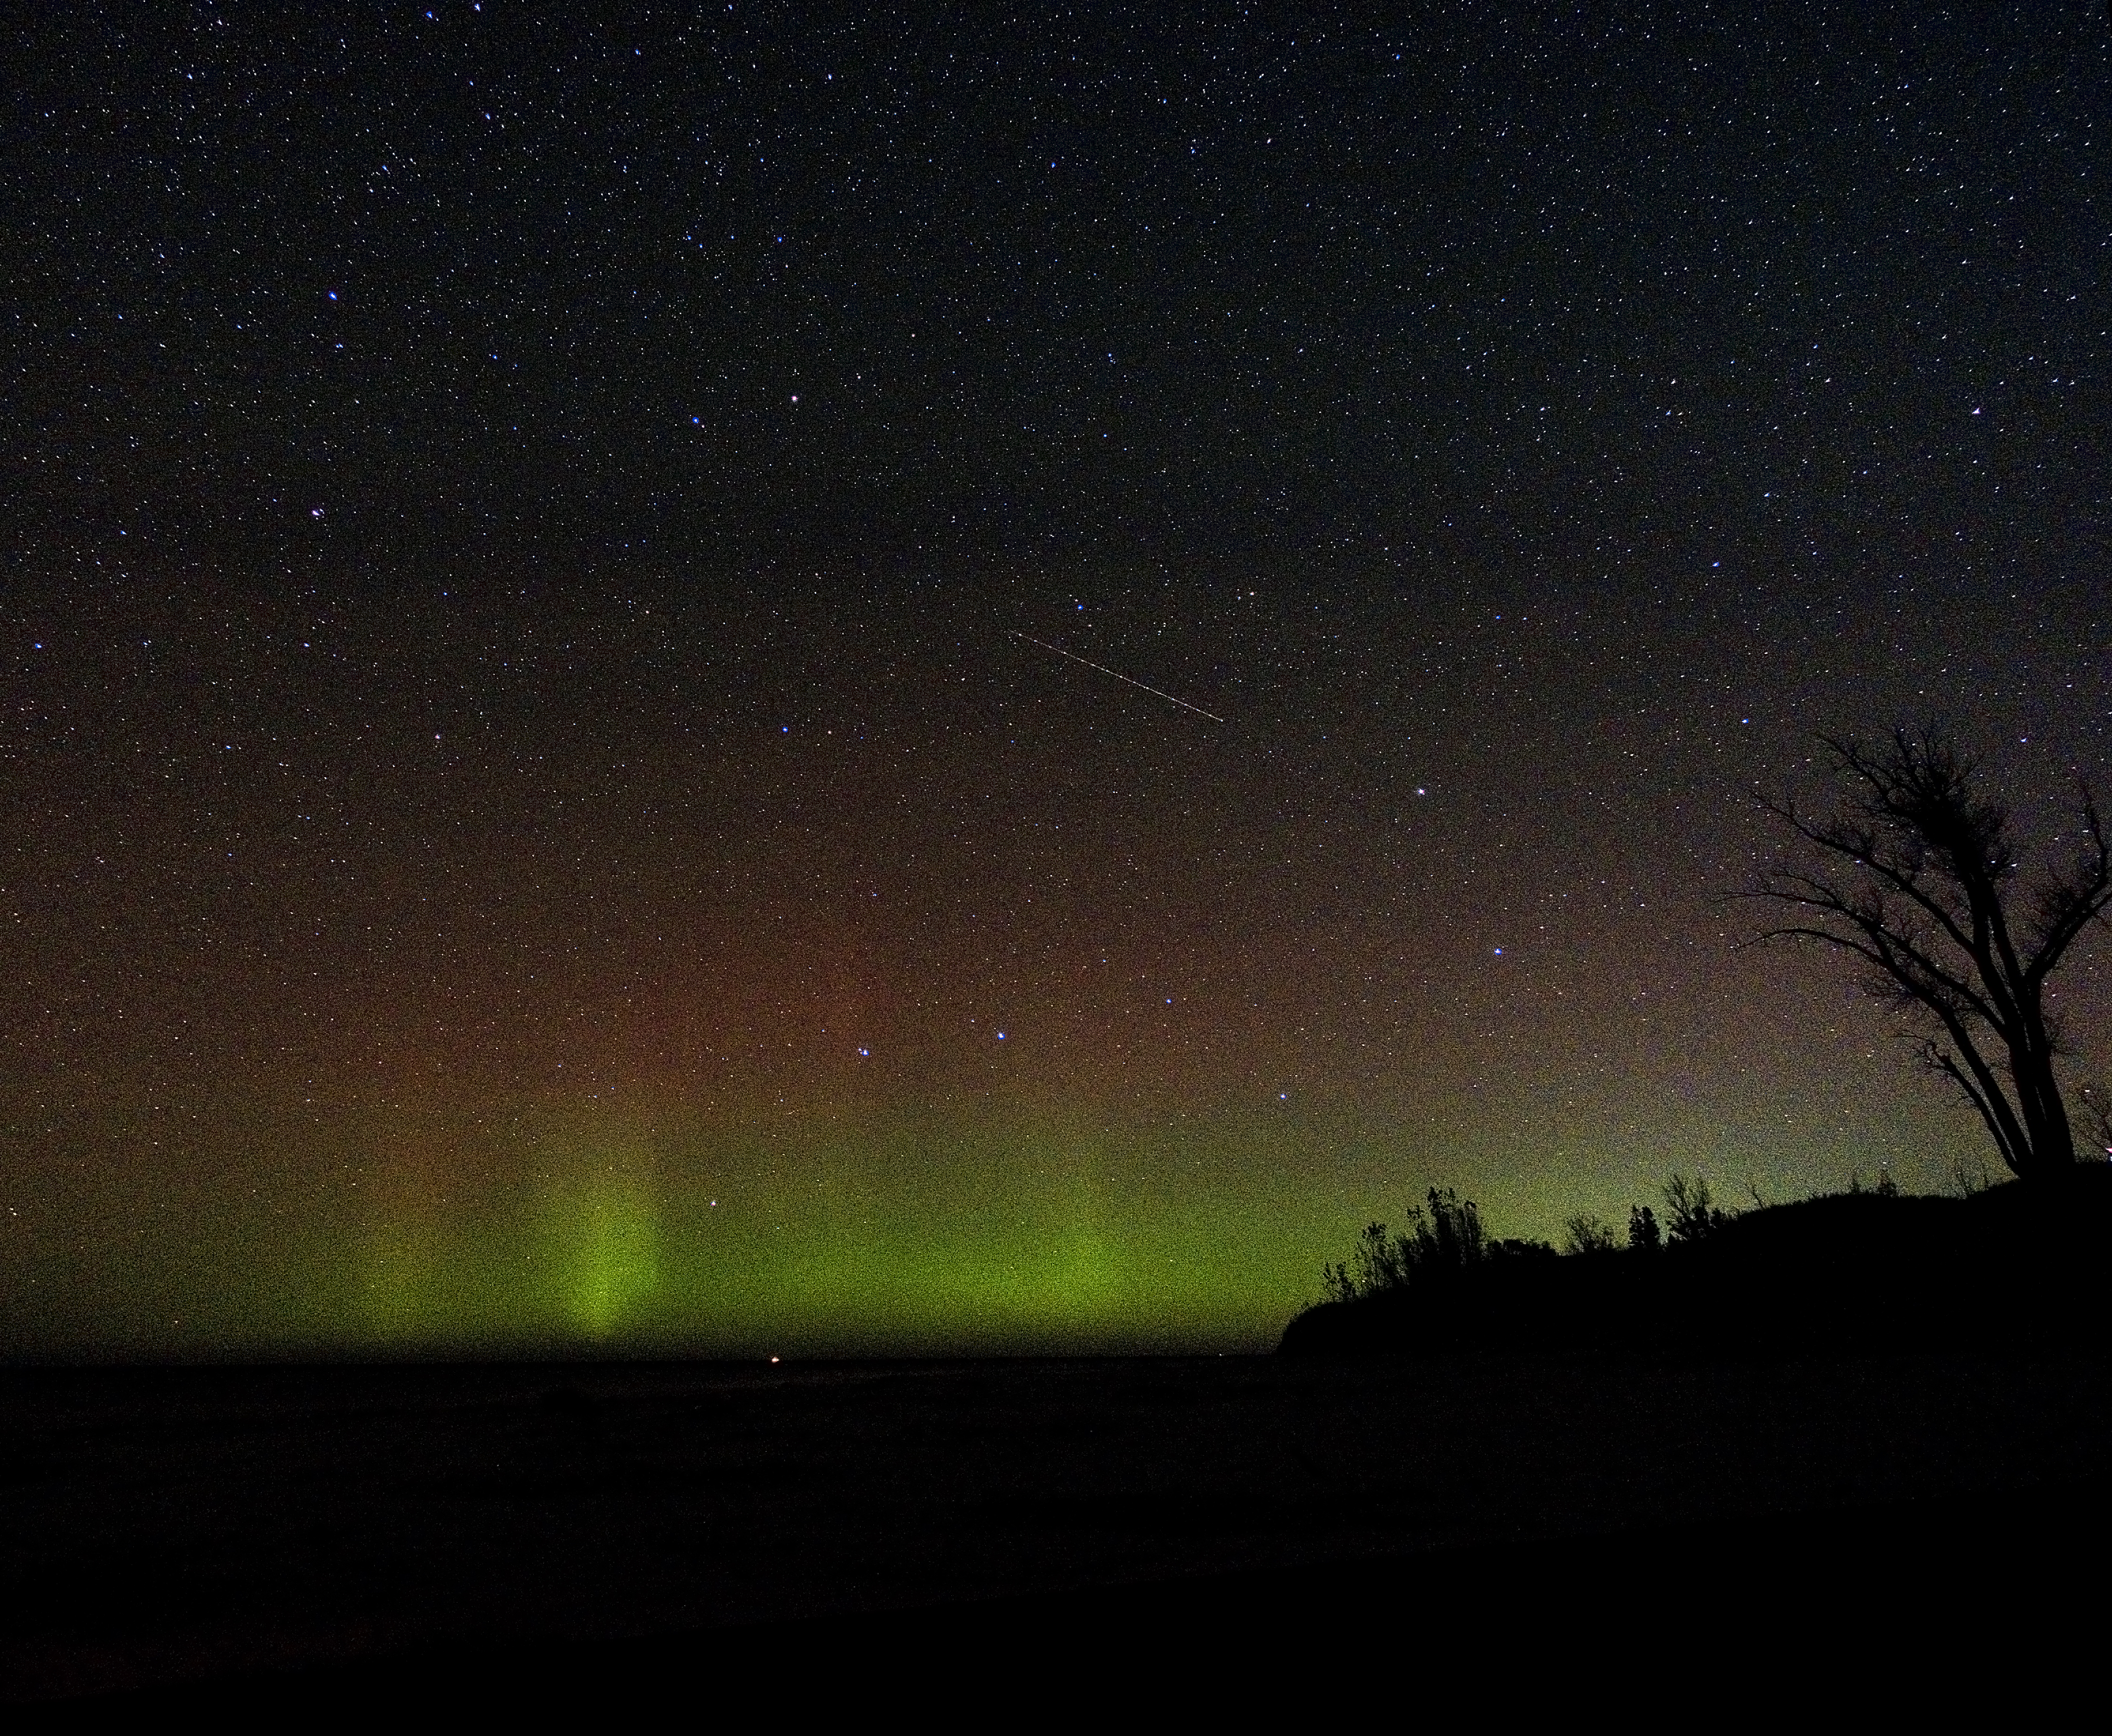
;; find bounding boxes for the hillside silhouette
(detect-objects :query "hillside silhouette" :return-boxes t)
[1279,1167,2112,1358]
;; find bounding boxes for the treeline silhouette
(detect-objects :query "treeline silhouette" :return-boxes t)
[1317,1174,1751,1306]
[1282,1166,2112,1358]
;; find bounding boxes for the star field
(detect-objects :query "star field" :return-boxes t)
[3,4,2109,1351]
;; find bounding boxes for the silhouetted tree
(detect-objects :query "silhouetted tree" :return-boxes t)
[2082,1087,2112,1162]
[1663,1173,1731,1244]
[1488,1236,1559,1260]
[1750,728,2111,1178]
[1563,1214,1621,1255]
[1627,1205,1661,1252]
[1321,1224,1397,1303]
[1319,1189,1493,1301]
[1415,1187,1488,1270]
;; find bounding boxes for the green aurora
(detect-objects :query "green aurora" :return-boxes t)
[0,1081,1984,1358]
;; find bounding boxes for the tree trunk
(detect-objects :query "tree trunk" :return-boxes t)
[2012,1041,2077,1173]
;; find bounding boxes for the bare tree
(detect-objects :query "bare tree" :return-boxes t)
[1748,728,2111,1179]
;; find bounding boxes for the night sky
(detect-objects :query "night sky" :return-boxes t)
[6,3,2110,1354]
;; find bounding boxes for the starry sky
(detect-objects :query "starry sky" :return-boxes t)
[5,3,2110,1354]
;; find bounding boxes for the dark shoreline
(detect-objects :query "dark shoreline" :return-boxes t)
[96,1472,2112,1712]
[8,1340,2111,1706]
[1282,1170,2112,1359]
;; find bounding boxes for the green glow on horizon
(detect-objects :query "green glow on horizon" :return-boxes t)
[0,1087,1991,1358]
[522,1130,665,1336]
[553,1177,661,1338]
[358,1220,441,1341]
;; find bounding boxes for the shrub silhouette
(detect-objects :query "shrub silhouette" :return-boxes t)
[1663,1173,1732,1245]
[1320,1224,1397,1304]
[1294,1164,2112,1358]
[1320,1188,1494,1302]
[1489,1237,1559,1260]
[1323,1176,1738,1298]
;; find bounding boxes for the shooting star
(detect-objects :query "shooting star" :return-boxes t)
[1007,630,1226,723]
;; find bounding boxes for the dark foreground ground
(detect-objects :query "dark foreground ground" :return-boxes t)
[6,1344,2111,1713]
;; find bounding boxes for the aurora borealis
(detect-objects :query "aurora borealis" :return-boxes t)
[5,5,2109,1354]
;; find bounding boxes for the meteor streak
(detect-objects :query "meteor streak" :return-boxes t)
[1007,631,1226,723]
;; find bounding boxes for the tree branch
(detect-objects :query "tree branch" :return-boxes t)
[1923,1042,2025,1176]
[1747,873,2005,1030]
